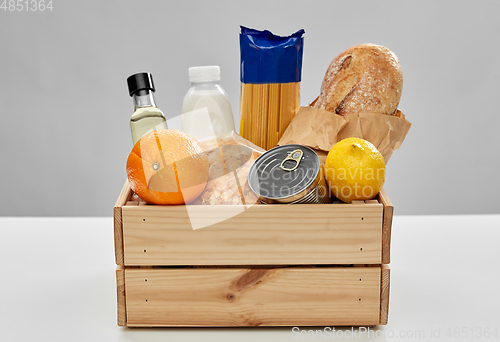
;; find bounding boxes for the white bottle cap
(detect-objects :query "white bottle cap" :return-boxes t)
[188,66,221,83]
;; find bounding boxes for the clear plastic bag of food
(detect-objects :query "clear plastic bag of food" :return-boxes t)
[190,131,265,206]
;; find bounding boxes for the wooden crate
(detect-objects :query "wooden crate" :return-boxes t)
[114,180,393,327]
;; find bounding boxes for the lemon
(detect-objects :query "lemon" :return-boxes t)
[325,137,386,203]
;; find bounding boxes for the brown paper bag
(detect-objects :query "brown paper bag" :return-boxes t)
[278,106,411,164]
[277,106,348,151]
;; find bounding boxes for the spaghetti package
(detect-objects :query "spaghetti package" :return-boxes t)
[239,26,305,150]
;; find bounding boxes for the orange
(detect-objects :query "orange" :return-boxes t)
[126,129,209,205]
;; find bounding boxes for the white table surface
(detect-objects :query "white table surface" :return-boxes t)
[1,215,499,342]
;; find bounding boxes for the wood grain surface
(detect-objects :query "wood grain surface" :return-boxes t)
[122,203,384,266]
[113,180,132,265]
[116,265,126,326]
[380,264,390,325]
[125,266,382,327]
[378,189,394,264]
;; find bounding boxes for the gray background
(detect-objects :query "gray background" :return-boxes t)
[0,0,499,217]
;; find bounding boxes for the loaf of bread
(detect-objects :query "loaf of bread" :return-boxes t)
[312,44,403,117]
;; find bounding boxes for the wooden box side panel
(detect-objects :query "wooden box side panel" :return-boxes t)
[380,264,390,325]
[124,266,382,327]
[377,189,394,264]
[114,180,133,266]
[116,266,127,327]
[122,203,384,266]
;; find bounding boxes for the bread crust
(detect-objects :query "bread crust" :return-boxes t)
[313,44,403,116]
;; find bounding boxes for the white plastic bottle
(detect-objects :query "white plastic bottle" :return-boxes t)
[181,66,235,141]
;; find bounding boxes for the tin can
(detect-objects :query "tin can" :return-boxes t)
[248,144,331,204]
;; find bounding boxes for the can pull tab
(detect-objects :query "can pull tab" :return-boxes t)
[280,149,303,172]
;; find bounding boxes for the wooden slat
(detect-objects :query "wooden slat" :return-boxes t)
[379,264,390,325]
[122,203,384,266]
[113,179,132,265]
[125,266,381,327]
[114,179,133,208]
[377,188,394,264]
[116,265,127,327]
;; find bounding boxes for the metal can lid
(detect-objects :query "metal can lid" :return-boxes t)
[248,144,320,200]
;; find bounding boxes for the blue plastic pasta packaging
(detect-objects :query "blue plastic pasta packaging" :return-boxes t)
[239,26,305,150]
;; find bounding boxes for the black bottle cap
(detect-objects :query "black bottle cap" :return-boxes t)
[127,72,155,96]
